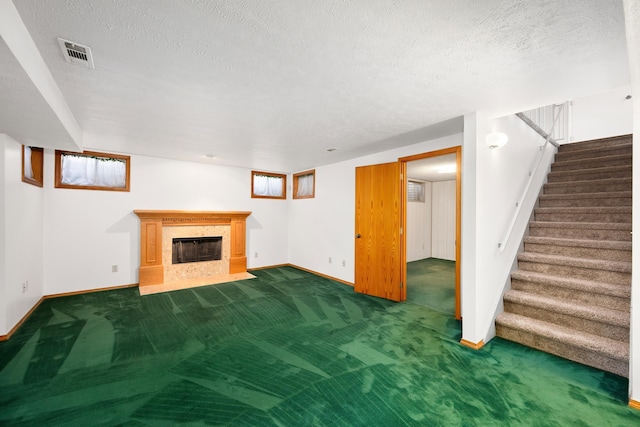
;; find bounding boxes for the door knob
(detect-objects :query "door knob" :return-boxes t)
[355,234,361,238]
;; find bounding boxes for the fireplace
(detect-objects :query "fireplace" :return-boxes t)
[134,210,251,288]
[172,236,222,264]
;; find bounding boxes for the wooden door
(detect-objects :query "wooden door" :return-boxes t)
[354,162,404,301]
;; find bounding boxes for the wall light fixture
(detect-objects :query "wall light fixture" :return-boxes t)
[485,132,508,149]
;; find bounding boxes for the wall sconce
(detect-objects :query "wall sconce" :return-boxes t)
[486,132,508,149]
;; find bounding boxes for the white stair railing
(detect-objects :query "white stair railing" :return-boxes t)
[498,102,568,251]
[519,103,568,145]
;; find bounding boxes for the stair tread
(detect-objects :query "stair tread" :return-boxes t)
[510,270,631,297]
[558,135,631,150]
[555,155,632,163]
[539,191,631,200]
[552,153,631,166]
[496,312,629,360]
[534,206,632,213]
[548,164,631,175]
[517,252,631,272]
[558,142,633,158]
[551,162,631,173]
[554,144,631,154]
[544,177,631,187]
[504,289,630,326]
[529,221,631,230]
[523,236,632,250]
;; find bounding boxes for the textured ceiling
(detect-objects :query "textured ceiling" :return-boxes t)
[1,0,630,172]
[407,154,457,182]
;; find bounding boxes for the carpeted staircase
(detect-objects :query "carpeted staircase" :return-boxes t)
[495,134,632,378]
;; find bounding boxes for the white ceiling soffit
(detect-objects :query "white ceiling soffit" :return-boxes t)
[0,37,76,149]
[5,0,631,172]
[0,0,82,151]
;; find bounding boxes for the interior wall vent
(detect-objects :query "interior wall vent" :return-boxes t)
[57,38,95,69]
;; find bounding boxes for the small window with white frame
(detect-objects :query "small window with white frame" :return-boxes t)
[407,180,425,202]
[293,169,315,199]
[251,171,286,199]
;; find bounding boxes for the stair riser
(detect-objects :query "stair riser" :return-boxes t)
[503,300,629,342]
[495,324,628,377]
[523,242,631,262]
[517,261,631,285]
[548,168,631,183]
[554,146,631,162]
[538,197,631,208]
[552,157,631,172]
[534,212,631,223]
[529,226,631,241]
[543,181,631,195]
[511,279,630,312]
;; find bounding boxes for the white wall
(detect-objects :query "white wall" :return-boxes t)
[431,180,456,260]
[42,151,289,295]
[571,85,633,143]
[0,137,6,334]
[623,0,639,405]
[406,179,456,263]
[406,182,431,262]
[288,133,463,283]
[0,135,45,336]
[461,112,556,344]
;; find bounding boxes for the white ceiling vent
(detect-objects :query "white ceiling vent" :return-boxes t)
[57,38,95,69]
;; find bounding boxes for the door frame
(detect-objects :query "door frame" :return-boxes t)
[399,146,462,319]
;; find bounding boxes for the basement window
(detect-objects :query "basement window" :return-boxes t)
[22,146,44,187]
[407,180,425,202]
[252,171,286,199]
[293,170,315,199]
[55,150,130,191]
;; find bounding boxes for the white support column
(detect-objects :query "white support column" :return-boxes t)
[623,0,640,408]
[460,112,484,347]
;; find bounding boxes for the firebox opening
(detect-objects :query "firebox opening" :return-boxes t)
[172,236,222,264]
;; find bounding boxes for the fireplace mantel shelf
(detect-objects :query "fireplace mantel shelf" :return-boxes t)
[134,210,251,222]
[134,210,251,287]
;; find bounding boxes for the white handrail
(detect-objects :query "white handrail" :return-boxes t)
[498,104,564,250]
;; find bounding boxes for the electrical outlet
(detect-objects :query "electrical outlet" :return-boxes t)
[22,281,28,293]
[255,252,258,258]
[329,257,332,263]
[342,260,346,267]
[112,265,118,273]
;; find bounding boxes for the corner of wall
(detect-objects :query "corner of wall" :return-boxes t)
[0,135,45,335]
[0,135,7,334]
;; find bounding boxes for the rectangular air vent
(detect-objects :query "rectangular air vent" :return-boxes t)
[57,38,95,69]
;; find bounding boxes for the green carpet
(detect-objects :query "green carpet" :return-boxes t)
[0,266,638,425]
[407,258,455,315]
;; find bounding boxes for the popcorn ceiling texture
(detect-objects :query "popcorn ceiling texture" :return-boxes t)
[5,0,630,171]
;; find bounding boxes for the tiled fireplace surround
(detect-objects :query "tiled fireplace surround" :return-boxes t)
[134,210,251,288]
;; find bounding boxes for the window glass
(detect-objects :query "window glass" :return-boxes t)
[251,171,286,199]
[22,146,43,187]
[293,170,315,199]
[55,150,130,191]
[407,180,425,202]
